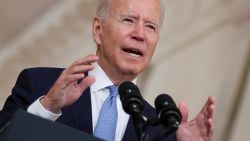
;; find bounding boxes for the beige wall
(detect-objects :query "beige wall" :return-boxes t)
[0,0,250,141]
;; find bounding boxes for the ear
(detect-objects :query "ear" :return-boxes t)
[92,17,102,45]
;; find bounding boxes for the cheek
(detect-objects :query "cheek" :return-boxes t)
[114,28,131,44]
[104,29,123,47]
[147,38,158,55]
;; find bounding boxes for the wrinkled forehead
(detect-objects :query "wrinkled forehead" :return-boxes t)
[110,0,161,22]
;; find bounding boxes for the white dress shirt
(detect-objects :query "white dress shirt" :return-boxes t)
[27,63,133,141]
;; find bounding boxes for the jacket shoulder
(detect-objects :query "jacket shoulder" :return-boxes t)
[21,67,64,75]
[18,67,64,81]
[13,67,65,97]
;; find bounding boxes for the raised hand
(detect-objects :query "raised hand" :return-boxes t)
[40,54,98,113]
[176,96,215,141]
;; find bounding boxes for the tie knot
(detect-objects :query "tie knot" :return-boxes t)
[109,85,119,97]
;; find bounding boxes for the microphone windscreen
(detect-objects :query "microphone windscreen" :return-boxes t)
[154,94,177,114]
[118,81,143,114]
[118,81,141,102]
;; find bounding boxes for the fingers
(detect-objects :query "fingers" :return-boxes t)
[62,73,85,87]
[41,54,98,113]
[59,66,94,87]
[68,64,95,74]
[207,97,215,138]
[201,96,215,119]
[72,54,98,66]
[176,97,215,141]
[178,101,189,123]
[208,96,215,118]
[200,96,215,139]
[207,118,214,137]
[78,75,96,90]
[61,54,98,86]
[66,54,98,75]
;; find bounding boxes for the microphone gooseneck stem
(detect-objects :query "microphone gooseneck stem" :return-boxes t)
[131,110,148,141]
[153,125,178,141]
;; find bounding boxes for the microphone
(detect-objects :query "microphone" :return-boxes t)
[154,94,182,137]
[119,81,144,115]
[119,81,146,141]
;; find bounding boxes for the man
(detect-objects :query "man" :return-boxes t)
[0,0,215,141]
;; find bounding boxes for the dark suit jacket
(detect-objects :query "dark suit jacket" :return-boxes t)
[0,68,176,141]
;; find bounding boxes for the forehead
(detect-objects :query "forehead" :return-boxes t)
[110,0,161,23]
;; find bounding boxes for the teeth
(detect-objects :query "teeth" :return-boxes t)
[127,52,140,57]
[122,48,142,58]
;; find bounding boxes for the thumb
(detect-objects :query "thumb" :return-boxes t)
[178,101,189,123]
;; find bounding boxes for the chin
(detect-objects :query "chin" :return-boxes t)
[119,64,144,76]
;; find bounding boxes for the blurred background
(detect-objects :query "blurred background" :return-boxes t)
[0,0,250,140]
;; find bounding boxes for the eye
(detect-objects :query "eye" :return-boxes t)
[122,18,134,24]
[145,24,156,32]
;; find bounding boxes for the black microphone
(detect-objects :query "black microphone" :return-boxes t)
[154,94,182,134]
[119,81,144,115]
[119,81,146,141]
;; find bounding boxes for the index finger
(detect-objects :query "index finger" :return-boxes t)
[72,54,98,66]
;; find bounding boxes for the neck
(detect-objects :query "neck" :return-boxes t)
[97,62,137,85]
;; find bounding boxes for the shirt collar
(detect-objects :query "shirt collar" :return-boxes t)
[89,63,137,93]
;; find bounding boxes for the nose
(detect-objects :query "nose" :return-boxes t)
[131,22,145,42]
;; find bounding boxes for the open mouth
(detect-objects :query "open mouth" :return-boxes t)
[122,47,143,57]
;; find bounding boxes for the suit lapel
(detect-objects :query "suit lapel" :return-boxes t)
[69,87,93,134]
[122,117,136,141]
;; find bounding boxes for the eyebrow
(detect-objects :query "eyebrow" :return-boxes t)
[120,13,159,27]
[120,14,138,20]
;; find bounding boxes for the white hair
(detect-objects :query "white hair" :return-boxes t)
[96,0,165,26]
[96,0,113,21]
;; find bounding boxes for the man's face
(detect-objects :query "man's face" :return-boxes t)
[95,0,161,80]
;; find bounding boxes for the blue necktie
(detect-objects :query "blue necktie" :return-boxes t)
[94,85,118,141]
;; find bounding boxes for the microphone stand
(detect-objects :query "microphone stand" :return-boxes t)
[131,110,148,141]
[147,117,179,141]
[152,124,178,141]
